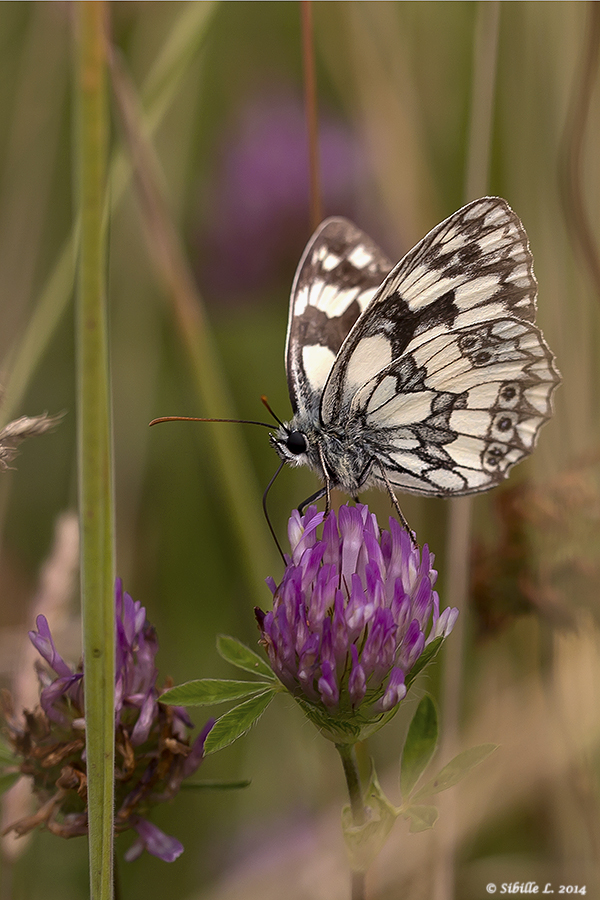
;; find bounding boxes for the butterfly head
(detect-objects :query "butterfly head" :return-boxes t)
[269,423,309,466]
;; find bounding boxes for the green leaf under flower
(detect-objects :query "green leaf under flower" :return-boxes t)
[400,694,439,798]
[412,743,498,801]
[160,678,275,706]
[204,689,277,754]
[402,803,439,833]
[216,635,274,679]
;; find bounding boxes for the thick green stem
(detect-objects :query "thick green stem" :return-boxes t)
[337,743,367,900]
[74,4,115,899]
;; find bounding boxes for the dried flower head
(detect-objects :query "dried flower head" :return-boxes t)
[256,505,458,743]
[1,579,213,862]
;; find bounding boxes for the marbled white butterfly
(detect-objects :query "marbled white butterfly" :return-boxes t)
[270,197,560,512]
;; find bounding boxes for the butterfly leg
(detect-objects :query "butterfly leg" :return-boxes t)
[317,442,332,514]
[378,463,417,545]
[298,444,332,515]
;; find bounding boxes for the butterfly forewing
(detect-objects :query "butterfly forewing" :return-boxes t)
[321,198,540,425]
[285,217,392,415]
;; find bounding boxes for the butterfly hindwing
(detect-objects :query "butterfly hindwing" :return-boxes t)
[350,316,559,496]
[285,217,392,416]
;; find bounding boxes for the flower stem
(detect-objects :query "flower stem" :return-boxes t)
[337,742,366,825]
[337,743,367,900]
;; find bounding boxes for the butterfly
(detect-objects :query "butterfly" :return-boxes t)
[269,197,561,516]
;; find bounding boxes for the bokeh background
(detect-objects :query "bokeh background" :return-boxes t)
[0,2,599,899]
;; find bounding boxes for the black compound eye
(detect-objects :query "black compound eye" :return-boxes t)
[286,430,308,455]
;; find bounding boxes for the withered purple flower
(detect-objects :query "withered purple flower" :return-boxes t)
[256,505,458,743]
[1,579,213,862]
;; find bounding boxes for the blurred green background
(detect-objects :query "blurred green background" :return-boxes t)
[0,2,598,899]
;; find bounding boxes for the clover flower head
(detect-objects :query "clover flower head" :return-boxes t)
[1,579,213,862]
[256,505,458,743]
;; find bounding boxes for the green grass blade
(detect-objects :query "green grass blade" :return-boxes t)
[1,2,219,427]
[0,772,20,796]
[74,4,115,898]
[109,50,279,598]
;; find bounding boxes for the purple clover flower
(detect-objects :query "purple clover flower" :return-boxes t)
[256,505,458,743]
[1,579,214,862]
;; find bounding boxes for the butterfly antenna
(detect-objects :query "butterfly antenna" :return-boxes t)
[260,396,288,432]
[262,461,287,563]
[149,415,273,428]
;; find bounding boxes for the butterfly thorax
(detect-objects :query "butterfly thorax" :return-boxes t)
[270,412,381,495]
